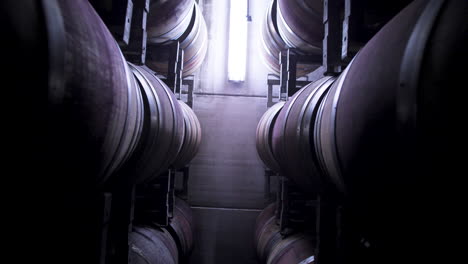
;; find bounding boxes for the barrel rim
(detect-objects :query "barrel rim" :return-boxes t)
[276,0,322,52]
[128,63,164,182]
[147,0,195,44]
[318,58,356,194]
[256,101,285,172]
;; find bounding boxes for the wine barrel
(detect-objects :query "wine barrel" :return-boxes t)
[260,0,317,76]
[147,2,208,76]
[276,0,323,54]
[44,0,144,186]
[315,0,467,195]
[147,0,195,44]
[266,234,315,264]
[129,226,179,264]
[255,204,282,263]
[254,204,315,264]
[254,203,277,248]
[129,64,185,183]
[313,1,467,261]
[173,101,202,169]
[167,197,195,258]
[271,77,336,193]
[256,102,285,173]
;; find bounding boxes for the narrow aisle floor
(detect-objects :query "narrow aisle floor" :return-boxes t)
[187,1,272,263]
[187,95,267,264]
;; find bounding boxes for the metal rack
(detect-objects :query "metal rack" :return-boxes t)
[154,41,195,107]
[90,0,195,263]
[263,1,362,263]
[90,1,149,263]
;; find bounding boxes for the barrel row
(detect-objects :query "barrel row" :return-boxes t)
[39,0,202,187]
[130,197,195,264]
[43,0,144,187]
[128,64,201,183]
[256,0,466,198]
[254,204,315,264]
[147,1,208,76]
[259,0,322,76]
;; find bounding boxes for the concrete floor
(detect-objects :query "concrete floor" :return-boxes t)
[187,0,272,263]
[189,95,267,209]
[188,207,260,264]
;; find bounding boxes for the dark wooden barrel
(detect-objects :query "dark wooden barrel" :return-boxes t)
[173,101,202,169]
[267,234,315,264]
[147,2,208,76]
[254,204,315,264]
[271,77,336,193]
[254,203,277,248]
[129,64,185,183]
[260,0,286,75]
[255,204,282,263]
[45,0,144,186]
[314,0,467,261]
[276,0,323,54]
[178,3,208,76]
[129,226,179,264]
[260,0,317,76]
[256,102,285,173]
[167,197,195,259]
[147,0,195,44]
[315,0,466,194]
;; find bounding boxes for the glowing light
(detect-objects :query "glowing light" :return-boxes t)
[228,0,248,82]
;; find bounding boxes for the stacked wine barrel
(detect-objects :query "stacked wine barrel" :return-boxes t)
[20,0,205,188]
[43,0,145,188]
[254,204,315,264]
[259,0,322,76]
[257,0,466,261]
[147,0,208,76]
[129,227,179,264]
[173,101,202,169]
[130,197,195,264]
[257,0,466,194]
[256,101,285,173]
[127,64,201,183]
[272,76,336,193]
[4,0,202,262]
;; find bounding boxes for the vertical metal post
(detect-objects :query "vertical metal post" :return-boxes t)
[279,177,292,235]
[267,81,274,107]
[182,77,194,107]
[323,0,343,75]
[264,170,272,201]
[341,0,352,61]
[125,0,149,64]
[341,0,361,62]
[134,171,173,227]
[167,41,180,93]
[276,176,283,221]
[122,0,134,45]
[316,195,340,264]
[280,49,299,100]
[267,74,280,107]
[166,41,184,99]
[154,171,170,226]
[287,50,297,97]
[168,169,176,219]
[279,51,288,101]
[181,166,190,200]
[97,193,112,264]
[175,49,184,99]
[187,77,193,107]
[109,182,135,264]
